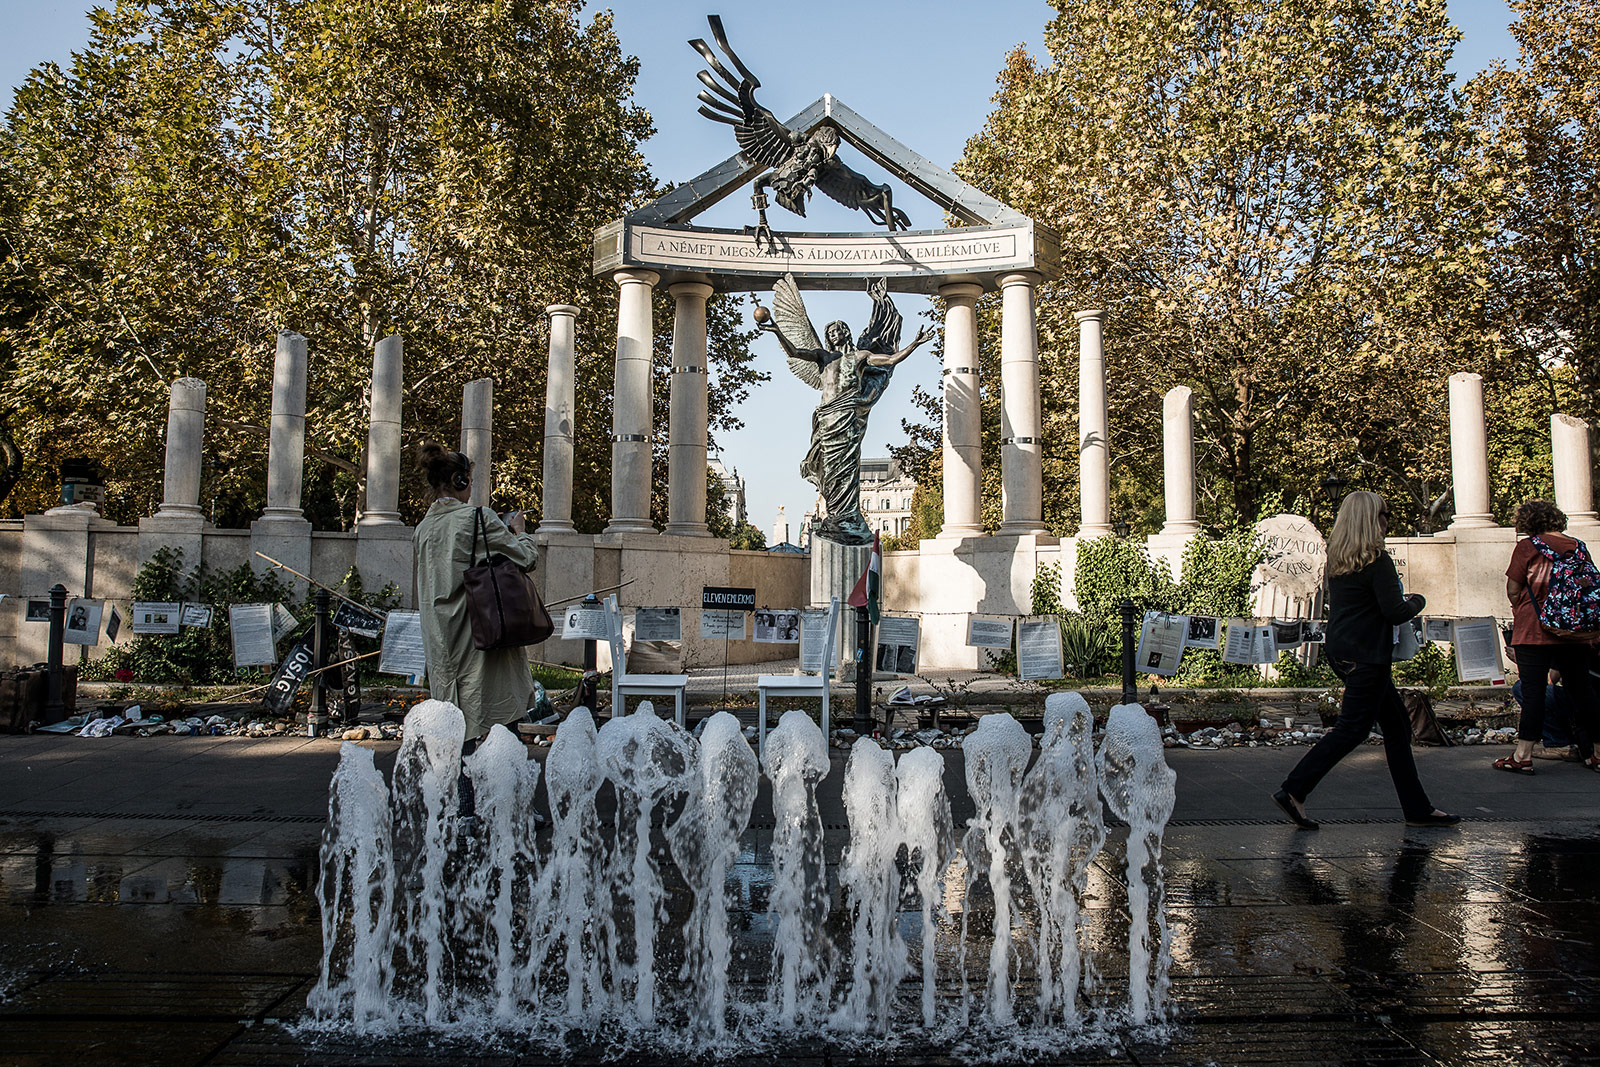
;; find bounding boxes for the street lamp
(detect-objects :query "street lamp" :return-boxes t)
[1113,520,1130,539]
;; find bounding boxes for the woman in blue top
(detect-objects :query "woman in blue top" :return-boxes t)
[1273,492,1460,829]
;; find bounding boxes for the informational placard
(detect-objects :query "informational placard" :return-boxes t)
[63,598,103,646]
[633,607,683,642]
[131,601,181,635]
[701,609,746,640]
[1270,619,1304,650]
[24,600,50,623]
[1222,619,1278,665]
[561,606,610,641]
[105,605,122,643]
[328,630,361,721]
[264,642,314,714]
[332,601,385,638]
[875,615,921,675]
[701,586,756,611]
[180,603,214,628]
[799,609,830,672]
[1135,612,1187,677]
[378,611,426,676]
[1423,618,1454,643]
[754,609,800,643]
[1452,617,1506,684]
[1018,615,1063,681]
[966,614,1015,650]
[271,603,300,643]
[1184,615,1221,650]
[229,603,278,667]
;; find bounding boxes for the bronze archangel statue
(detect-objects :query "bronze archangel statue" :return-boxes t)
[690,15,911,250]
[755,275,933,546]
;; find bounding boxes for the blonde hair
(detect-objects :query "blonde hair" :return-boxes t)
[1327,491,1388,577]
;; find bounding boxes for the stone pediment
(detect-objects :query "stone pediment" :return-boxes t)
[592,94,1058,295]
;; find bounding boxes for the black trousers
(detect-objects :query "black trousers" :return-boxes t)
[1281,659,1433,819]
[1512,643,1597,749]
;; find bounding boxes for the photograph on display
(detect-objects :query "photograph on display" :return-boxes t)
[633,607,683,643]
[1270,619,1304,649]
[1300,620,1327,644]
[1423,618,1454,643]
[1135,611,1187,677]
[874,616,921,676]
[179,603,214,628]
[562,607,609,641]
[63,599,104,645]
[132,601,182,635]
[25,600,50,623]
[754,609,800,643]
[105,606,122,643]
[1184,615,1220,650]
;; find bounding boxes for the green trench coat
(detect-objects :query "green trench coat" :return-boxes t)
[412,498,540,738]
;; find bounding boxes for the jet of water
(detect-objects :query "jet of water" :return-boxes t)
[895,745,953,1029]
[961,713,1032,1025]
[761,709,833,1026]
[833,738,908,1034]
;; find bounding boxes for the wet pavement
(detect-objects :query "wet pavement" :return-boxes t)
[1,733,1598,1065]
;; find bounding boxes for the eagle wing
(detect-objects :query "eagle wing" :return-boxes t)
[773,274,824,391]
[815,158,884,212]
[690,17,802,168]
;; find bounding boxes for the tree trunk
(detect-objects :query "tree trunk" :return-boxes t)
[0,412,22,514]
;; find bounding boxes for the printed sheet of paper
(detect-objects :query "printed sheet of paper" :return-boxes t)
[131,601,181,635]
[799,609,830,672]
[1423,617,1454,643]
[24,600,50,622]
[1270,619,1304,650]
[1136,612,1188,677]
[271,603,300,643]
[179,603,213,628]
[700,609,746,640]
[561,607,609,641]
[1183,615,1221,650]
[229,603,278,667]
[332,601,385,638]
[105,605,122,643]
[633,607,683,643]
[754,609,800,644]
[1018,615,1064,681]
[966,614,1015,650]
[63,598,103,646]
[874,615,921,676]
[378,611,427,676]
[1452,617,1506,683]
[1221,619,1278,665]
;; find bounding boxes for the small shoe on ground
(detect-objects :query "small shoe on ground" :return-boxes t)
[1272,789,1319,830]
[1584,756,1600,773]
[1406,810,1461,827]
[1492,755,1536,775]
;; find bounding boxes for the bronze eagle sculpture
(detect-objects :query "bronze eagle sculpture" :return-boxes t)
[689,15,911,250]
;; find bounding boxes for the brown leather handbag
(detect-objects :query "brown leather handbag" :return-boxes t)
[462,507,553,650]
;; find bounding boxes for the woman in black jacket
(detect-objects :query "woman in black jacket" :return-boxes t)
[1273,492,1460,829]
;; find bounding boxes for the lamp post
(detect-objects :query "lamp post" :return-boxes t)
[1315,472,1348,528]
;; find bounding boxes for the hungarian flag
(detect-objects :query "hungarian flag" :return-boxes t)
[848,532,882,624]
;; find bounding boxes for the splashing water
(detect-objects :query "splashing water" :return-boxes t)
[961,712,1033,1025]
[1097,703,1177,1027]
[761,709,833,1026]
[833,738,907,1034]
[667,711,758,1039]
[596,701,699,1027]
[310,742,394,1031]
[895,745,953,1029]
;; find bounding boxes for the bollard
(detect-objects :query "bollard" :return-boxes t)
[44,584,67,722]
[1120,598,1137,705]
[310,589,330,737]
[853,604,873,734]
[579,593,600,714]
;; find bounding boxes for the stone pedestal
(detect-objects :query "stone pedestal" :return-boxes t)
[939,282,985,538]
[1161,385,1200,536]
[539,305,580,533]
[251,331,312,587]
[999,272,1046,535]
[811,538,872,665]
[460,378,493,508]
[1076,309,1112,536]
[606,269,659,534]
[1552,414,1598,529]
[358,335,404,528]
[665,278,713,537]
[1447,372,1496,529]
[19,506,117,663]
[354,525,414,608]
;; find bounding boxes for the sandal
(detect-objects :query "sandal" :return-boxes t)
[1584,757,1600,773]
[1492,755,1535,775]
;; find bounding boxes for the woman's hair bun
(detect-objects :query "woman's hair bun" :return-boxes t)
[415,440,448,471]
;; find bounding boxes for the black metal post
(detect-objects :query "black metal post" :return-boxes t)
[1119,598,1137,705]
[309,589,330,738]
[853,605,873,734]
[579,593,600,714]
[44,584,66,721]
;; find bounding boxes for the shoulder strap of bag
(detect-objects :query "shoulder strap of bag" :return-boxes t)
[471,506,489,567]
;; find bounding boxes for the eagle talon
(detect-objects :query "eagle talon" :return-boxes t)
[754,219,776,253]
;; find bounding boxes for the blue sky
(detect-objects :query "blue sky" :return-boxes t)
[2,1,1519,538]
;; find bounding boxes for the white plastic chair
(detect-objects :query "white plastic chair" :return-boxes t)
[606,594,688,726]
[757,596,840,758]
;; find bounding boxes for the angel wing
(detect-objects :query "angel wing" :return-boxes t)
[690,17,802,169]
[773,274,823,390]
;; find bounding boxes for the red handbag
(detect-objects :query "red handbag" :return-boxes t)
[462,507,553,650]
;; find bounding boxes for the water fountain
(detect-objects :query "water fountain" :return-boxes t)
[314,697,1175,1052]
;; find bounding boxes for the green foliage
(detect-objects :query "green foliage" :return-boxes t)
[1267,651,1339,688]
[728,522,766,551]
[1174,531,1263,619]
[1394,641,1459,693]
[1059,613,1119,678]
[1072,536,1178,624]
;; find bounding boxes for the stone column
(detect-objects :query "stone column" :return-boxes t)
[998,272,1046,535]
[357,335,404,527]
[1552,413,1598,526]
[665,277,714,537]
[539,305,580,534]
[1075,309,1112,536]
[939,281,984,538]
[460,378,493,508]
[1161,385,1200,536]
[157,378,207,517]
[1447,371,1496,529]
[260,330,309,523]
[606,269,659,534]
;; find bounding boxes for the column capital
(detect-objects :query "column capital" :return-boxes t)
[668,277,715,300]
[1073,309,1105,324]
[613,268,660,288]
[546,303,580,318]
[997,271,1042,291]
[1449,370,1484,386]
[938,281,984,304]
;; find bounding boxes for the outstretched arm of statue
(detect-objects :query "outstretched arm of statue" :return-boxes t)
[759,319,826,364]
[869,324,935,368]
